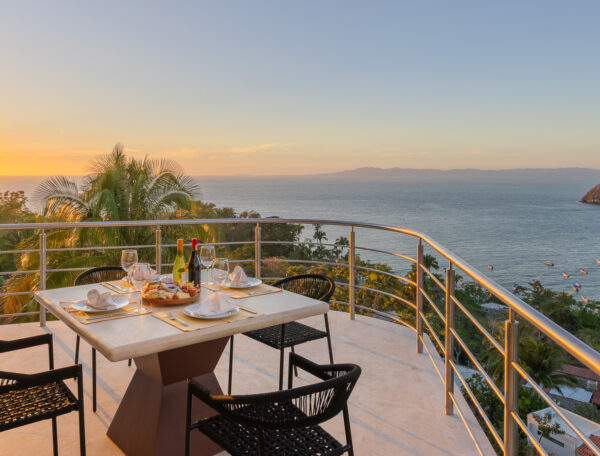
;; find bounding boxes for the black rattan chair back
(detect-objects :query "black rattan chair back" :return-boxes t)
[189,353,360,431]
[75,266,125,286]
[0,334,86,454]
[273,274,335,303]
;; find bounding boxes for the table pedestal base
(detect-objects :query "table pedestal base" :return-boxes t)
[107,338,229,456]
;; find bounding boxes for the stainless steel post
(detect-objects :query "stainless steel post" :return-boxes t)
[504,312,519,456]
[155,226,162,274]
[254,223,261,279]
[39,229,47,327]
[349,227,356,320]
[444,266,455,415]
[416,241,423,353]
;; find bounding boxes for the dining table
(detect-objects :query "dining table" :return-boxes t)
[34,278,329,456]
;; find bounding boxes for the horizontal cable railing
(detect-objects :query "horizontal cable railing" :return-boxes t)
[0,217,598,456]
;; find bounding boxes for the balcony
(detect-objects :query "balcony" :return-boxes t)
[1,310,494,455]
[2,218,600,456]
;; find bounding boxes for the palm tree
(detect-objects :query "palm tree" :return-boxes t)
[1,144,201,318]
[35,144,199,218]
[519,337,577,393]
[482,322,576,393]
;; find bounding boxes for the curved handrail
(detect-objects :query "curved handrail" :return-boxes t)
[0,217,598,375]
[1,217,599,454]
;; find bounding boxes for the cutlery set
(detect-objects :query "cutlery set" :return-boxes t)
[101,281,134,293]
[63,282,260,325]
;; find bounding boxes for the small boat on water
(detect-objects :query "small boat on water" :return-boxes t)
[582,296,590,303]
[572,285,580,293]
[512,283,519,292]
[487,265,494,270]
[575,282,582,288]
[597,259,600,266]
[562,272,569,278]
[579,269,588,275]
[545,261,554,267]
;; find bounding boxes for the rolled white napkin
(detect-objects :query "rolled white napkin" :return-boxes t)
[194,292,236,316]
[131,264,158,282]
[229,266,249,286]
[87,289,115,310]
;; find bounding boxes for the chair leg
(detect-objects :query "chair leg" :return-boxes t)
[128,359,132,367]
[185,383,192,456]
[324,313,334,364]
[290,345,298,377]
[77,372,86,456]
[343,406,354,456]
[92,348,97,413]
[52,417,58,456]
[74,335,80,364]
[278,325,286,391]
[228,336,234,395]
[49,337,55,370]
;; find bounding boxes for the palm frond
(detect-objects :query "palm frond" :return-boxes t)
[0,273,38,319]
[87,143,127,175]
[33,176,89,218]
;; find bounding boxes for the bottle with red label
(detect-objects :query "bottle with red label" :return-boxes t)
[188,238,201,286]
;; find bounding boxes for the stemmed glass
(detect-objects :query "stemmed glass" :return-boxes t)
[121,249,138,304]
[200,246,216,285]
[211,258,229,286]
[129,263,151,313]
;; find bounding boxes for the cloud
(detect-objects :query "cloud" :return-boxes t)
[168,143,291,158]
[379,151,430,158]
[229,143,290,154]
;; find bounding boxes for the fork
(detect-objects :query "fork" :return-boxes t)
[166,312,189,327]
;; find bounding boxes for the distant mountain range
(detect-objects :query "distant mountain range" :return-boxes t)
[319,167,600,181]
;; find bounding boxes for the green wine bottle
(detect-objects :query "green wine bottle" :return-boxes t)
[173,239,187,284]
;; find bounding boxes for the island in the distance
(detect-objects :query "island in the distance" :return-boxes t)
[581,184,600,205]
[318,167,600,181]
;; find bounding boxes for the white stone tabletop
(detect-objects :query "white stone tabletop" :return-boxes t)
[34,284,329,362]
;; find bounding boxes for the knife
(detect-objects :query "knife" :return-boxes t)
[238,306,258,314]
[102,282,131,293]
[86,312,135,321]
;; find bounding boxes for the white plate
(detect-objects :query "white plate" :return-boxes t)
[71,296,129,313]
[220,277,262,289]
[183,304,239,320]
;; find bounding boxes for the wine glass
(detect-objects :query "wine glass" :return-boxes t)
[200,245,216,285]
[129,262,151,313]
[121,249,138,302]
[211,258,229,286]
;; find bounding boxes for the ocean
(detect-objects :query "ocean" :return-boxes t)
[1,175,599,300]
[197,176,600,301]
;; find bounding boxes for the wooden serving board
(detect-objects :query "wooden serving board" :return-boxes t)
[142,294,200,307]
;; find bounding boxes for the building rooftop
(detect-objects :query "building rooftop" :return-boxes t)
[578,434,600,456]
[529,406,600,440]
[0,311,495,455]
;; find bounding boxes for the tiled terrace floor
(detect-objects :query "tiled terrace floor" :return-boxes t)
[0,311,495,455]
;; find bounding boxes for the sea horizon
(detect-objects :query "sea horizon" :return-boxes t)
[2,173,598,301]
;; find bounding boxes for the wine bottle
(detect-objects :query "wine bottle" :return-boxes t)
[173,239,187,284]
[188,238,201,286]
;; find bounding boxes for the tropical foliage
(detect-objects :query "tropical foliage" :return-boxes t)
[1,147,599,456]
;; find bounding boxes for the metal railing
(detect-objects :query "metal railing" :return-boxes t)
[0,217,599,456]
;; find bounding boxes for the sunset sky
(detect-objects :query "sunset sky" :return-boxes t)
[1,1,599,175]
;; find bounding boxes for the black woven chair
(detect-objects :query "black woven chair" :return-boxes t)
[74,266,130,412]
[0,334,86,455]
[228,274,335,392]
[186,352,360,456]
